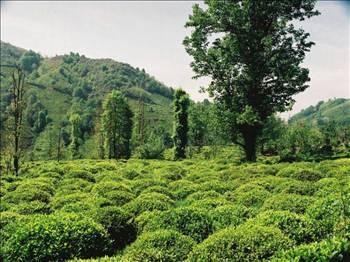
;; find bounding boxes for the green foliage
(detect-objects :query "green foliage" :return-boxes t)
[102,91,133,159]
[20,50,42,73]
[2,213,112,261]
[276,166,323,181]
[188,224,293,261]
[184,0,319,161]
[65,169,95,182]
[262,193,315,214]
[250,210,315,244]
[272,236,350,262]
[306,194,347,238]
[173,89,190,160]
[211,204,251,231]
[125,192,174,216]
[121,230,195,262]
[134,131,165,159]
[92,206,135,248]
[143,206,213,242]
[1,158,349,261]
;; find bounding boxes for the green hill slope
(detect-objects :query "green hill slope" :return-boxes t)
[289,98,350,126]
[0,41,174,159]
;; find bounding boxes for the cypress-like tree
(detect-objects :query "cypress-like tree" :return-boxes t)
[69,113,82,159]
[173,89,190,160]
[101,90,133,159]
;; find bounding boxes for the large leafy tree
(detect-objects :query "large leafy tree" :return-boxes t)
[184,0,319,161]
[101,90,133,159]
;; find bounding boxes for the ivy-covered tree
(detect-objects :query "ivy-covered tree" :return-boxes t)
[173,89,190,160]
[184,0,319,161]
[101,90,133,159]
[69,113,82,159]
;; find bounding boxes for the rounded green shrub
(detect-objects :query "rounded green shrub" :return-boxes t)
[144,206,213,242]
[121,230,195,262]
[2,213,112,261]
[9,200,50,215]
[103,190,135,206]
[168,180,198,200]
[250,210,316,244]
[125,192,174,216]
[226,184,271,209]
[65,169,95,182]
[186,190,221,202]
[92,181,131,197]
[187,224,293,261]
[314,178,341,197]
[274,179,316,196]
[134,210,162,234]
[271,236,350,262]
[262,193,315,214]
[277,167,323,181]
[307,194,346,238]
[211,204,251,231]
[189,197,230,210]
[130,178,167,195]
[92,206,135,248]
[140,185,174,199]
[4,187,51,204]
[197,179,234,194]
[57,178,92,194]
[159,165,186,181]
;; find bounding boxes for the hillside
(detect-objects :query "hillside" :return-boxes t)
[289,98,350,126]
[0,41,174,159]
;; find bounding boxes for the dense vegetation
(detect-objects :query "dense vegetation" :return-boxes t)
[0,155,349,261]
[1,0,349,260]
[0,41,174,162]
[290,98,350,127]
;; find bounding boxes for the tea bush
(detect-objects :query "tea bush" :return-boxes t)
[1,158,348,261]
[211,204,251,231]
[2,213,112,261]
[249,210,316,244]
[262,193,315,214]
[65,169,95,182]
[121,230,195,262]
[143,206,213,242]
[92,206,136,247]
[125,192,174,216]
[187,224,293,261]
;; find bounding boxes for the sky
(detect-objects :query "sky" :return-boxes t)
[1,1,349,118]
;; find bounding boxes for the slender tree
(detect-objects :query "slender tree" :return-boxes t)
[101,90,133,159]
[69,113,82,159]
[173,89,190,160]
[7,65,26,175]
[184,0,319,161]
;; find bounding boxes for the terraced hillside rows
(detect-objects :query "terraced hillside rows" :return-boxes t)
[1,158,349,261]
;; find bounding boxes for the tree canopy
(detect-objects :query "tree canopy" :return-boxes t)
[184,0,319,161]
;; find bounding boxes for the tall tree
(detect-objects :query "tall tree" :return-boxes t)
[184,0,319,161]
[101,91,133,159]
[173,89,190,160]
[69,113,82,159]
[7,65,26,175]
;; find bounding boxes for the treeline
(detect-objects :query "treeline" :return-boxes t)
[1,60,349,175]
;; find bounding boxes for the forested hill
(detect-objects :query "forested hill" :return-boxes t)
[289,98,350,126]
[0,41,174,159]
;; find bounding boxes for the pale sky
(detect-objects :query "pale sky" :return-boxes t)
[1,1,349,118]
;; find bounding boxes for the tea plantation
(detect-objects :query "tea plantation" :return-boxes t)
[1,158,349,261]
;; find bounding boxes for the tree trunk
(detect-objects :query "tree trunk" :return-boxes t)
[242,126,258,162]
